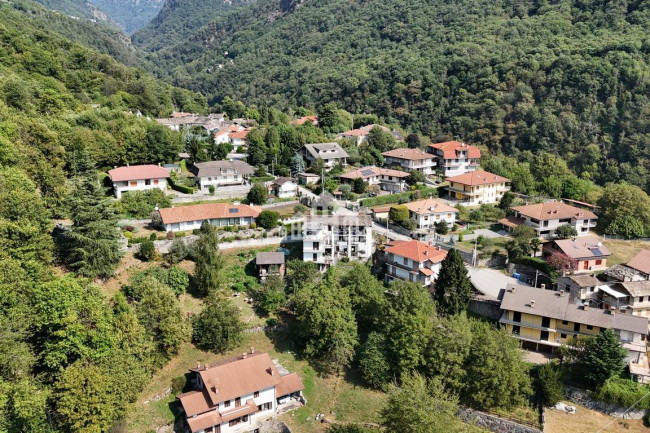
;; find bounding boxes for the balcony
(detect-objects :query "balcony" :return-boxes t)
[499,312,557,332]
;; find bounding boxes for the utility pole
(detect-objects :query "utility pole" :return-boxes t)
[534,270,539,288]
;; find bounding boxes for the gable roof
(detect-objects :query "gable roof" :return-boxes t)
[551,236,611,260]
[302,142,349,160]
[382,148,433,161]
[561,274,601,287]
[229,128,251,139]
[276,372,304,397]
[429,141,481,159]
[446,170,509,186]
[292,115,318,126]
[158,203,261,225]
[178,389,213,417]
[501,284,648,335]
[256,252,285,265]
[403,198,458,215]
[512,201,597,221]
[191,160,255,177]
[626,250,650,275]
[108,164,169,182]
[339,165,409,180]
[385,240,448,263]
[271,177,296,186]
[616,280,650,298]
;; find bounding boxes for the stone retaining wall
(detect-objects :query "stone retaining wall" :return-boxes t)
[468,296,502,320]
[457,407,542,433]
[564,386,647,419]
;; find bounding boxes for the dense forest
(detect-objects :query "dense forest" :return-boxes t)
[138,0,650,194]
[91,0,165,33]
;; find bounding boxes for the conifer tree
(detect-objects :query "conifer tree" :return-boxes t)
[193,222,224,296]
[60,150,122,279]
[434,249,472,316]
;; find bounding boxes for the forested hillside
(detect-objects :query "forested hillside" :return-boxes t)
[142,0,650,193]
[91,0,165,33]
[35,0,114,22]
[132,0,256,51]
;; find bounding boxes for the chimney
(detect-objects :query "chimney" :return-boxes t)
[269,367,275,376]
[583,305,589,311]
[510,286,516,293]
[242,352,247,359]
[541,284,546,290]
[250,347,255,354]
[196,362,201,369]
[610,306,616,315]
[530,300,535,308]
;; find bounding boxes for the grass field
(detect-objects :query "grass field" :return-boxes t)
[545,401,648,433]
[602,239,650,266]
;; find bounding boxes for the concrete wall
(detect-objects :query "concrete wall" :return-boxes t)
[457,407,542,433]
[468,296,502,320]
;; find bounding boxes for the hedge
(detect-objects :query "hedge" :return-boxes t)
[360,186,439,207]
[593,377,650,410]
[250,175,274,182]
[513,256,559,280]
[169,175,195,194]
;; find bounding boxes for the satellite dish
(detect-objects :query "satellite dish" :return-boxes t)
[597,242,603,247]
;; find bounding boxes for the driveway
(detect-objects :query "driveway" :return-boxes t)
[465,265,524,298]
[373,222,411,241]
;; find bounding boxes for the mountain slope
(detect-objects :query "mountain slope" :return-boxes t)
[90,0,165,33]
[132,0,255,51]
[143,0,650,192]
[35,0,114,22]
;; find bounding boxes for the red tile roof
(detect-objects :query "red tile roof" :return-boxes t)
[276,372,304,397]
[186,410,222,433]
[178,389,213,417]
[381,148,434,161]
[385,240,448,263]
[446,170,509,186]
[158,203,261,225]
[339,166,410,180]
[627,250,650,275]
[108,164,169,182]
[292,115,318,125]
[403,198,458,215]
[550,236,611,260]
[512,201,597,221]
[229,128,251,139]
[429,141,481,159]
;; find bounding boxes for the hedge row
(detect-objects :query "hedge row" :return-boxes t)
[360,186,439,207]
[250,175,275,182]
[593,377,650,410]
[513,256,559,280]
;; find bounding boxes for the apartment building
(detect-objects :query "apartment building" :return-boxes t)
[542,236,611,273]
[190,160,255,191]
[445,170,510,205]
[504,201,597,238]
[384,240,447,286]
[177,350,304,433]
[338,166,410,193]
[302,214,374,272]
[427,141,481,177]
[107,164,169,199]
[157,203,260,233]
[300,142,349,170]
[381,148,437,175]
[402,198,458,230]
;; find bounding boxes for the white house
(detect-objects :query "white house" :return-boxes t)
[107,164,169,199]
[302,213,374,272]
[177,350,304,433]
[384,240,448,286]
[300,142,349,170]
[191,160,255,191]
[156,203,260,232]
[213,129,231,145]
[402,198,458,230]
[229,128,251,150]
[156,112,226,132]
[445,170,510,205]
[427,141,481,177]
[503,201,598,238]
[269,177,298,198]
[338,166,410,193]
[381,148,437,175]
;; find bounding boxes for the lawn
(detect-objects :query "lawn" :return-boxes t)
[545,401,648,433]
[602,239,650,266]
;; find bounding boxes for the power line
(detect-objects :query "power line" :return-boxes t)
[595,389,650,433]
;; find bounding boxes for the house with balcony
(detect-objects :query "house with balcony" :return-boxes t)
[300,142,349,170]
[107,164,170,199]
[384,240,448,286]
[427,141,481,177]
[336,124,397,145]
[381,148,437,175]
[542,236,611,273]
[255,252,285,282]
[402,198,458,231]
[157,203,260,233]
[445,170,510,205]
[600,281,650,321]
[269,177,298,198]
[177,349,304,433]
[499,284,648,363]
[190,160,255,191]
[338,166,410,193]
[502,201,597,238]
[302,213,373,272]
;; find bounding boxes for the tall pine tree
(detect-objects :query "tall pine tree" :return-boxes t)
[60,150,122,278]
[434,249,472,316]
[193,222,225,296]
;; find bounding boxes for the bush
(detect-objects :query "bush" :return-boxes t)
[170,182,194,194]
[116,189,171,219]
[258,210,279,229]
[209,185,215,196]
[250,222,257,229]
[166,266,190,296]
[137,239,156,261]
[123,231,133,239]
[593,377,650,410]
[514,256,558,280]
[360,187,438,207]
[149,233,157,241]
[247,182,268,205]
[171,376,186,395]
[435,220,449,235]
[536,362,564,406]
[165,239,189,264]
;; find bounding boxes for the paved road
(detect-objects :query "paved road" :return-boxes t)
[465,265,524,298]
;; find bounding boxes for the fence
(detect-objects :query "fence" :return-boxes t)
[601,234,650,242]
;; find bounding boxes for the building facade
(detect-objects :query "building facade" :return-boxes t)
[384,240,448,286]
[191,161,256,191]
[107,165,169,199]
[445,170,510,205]
[269,178,298,198]
[157,203,260,233]
[256,252,286,282]
[505,202,598,238]
[338,166,410,193]
[381,148,437,175]
[402,198,458,230]
[300,142,349,170]
[427,141,481,177]
[542,236,611,273]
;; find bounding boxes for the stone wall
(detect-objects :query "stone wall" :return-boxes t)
[457,407,542,433]
[468,296,502,320]
[564,386,647,419]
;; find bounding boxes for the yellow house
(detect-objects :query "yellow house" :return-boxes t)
[499,284,647,359]
[445,170,510,205]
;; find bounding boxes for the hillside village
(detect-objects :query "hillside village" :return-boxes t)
[93,110,650,433]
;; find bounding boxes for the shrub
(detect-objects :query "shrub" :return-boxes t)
[166,266,190,296]
[137,239,156,261]
[123,231,133,239]
[459,233,464,242]
[435,220,449,235]
[166,231,175,240]
[149,233,157,241]
[171,376,186,395]
[250,222,257,229]
[258,210,279,229]
[116,189,171,219]
[165,239,189,265]
[536,362,564,406]
[209,185,215,195]
[593,377,650,410]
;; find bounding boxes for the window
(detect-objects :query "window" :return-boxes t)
[403,257,408,265]
[595,259,602,265]
[640,297,645,303]
[586,325,593,330]
[145,179,151,186]
[541,317,550,328]
[224,400,231,408]
[130,181,137,187]
[561,333,567,339]
[235,397,241,407]
[258,402,272,411]
[254,391,259,398]
[574,323,580,332]
[153,179,159,185]
[562,320,569,325]
[540,330,549,341]
[512,325,520,335]
[513,311,521,322]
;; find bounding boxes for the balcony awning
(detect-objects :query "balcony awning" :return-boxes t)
[597,284,627,299]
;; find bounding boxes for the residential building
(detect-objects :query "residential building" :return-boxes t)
[626,250,650,280]
[402,198,458,230]
[370,205,392,223]
[291,116,318,126]
[338,166,410,193]
[336,124,389,145]
[190,161,255,191]
[177,350,304,433]
[427,141,480,177]
[542,236,611,273]
[213,129,231,145]
[157,203,260,232]
[502,201,597,238]
[300,142,349,170]
[499,284,648,360]
[384,240,448,286]
[601,281,650,320]
[445,170,510,205]
[556,274,601,302]
[302,213,373,271]
[296,172,319,185]
[156,112,226,132]
[107,164,169,199]
[229,128,251,149]
[269,177,298,198]
[255,252,285,281]
[381,148,436,175]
